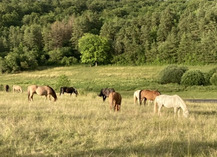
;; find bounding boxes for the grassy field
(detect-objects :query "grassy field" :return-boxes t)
[0,65,217,156]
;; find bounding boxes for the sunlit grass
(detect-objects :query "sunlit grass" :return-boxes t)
[0,91,216,156]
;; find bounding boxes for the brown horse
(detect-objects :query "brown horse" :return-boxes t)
[28,85,57,101]
[139,89,161,105]
[108,92,122,111]
[13,85,23,93]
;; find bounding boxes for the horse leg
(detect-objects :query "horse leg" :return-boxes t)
[158,105,162,116]
[154,101,158,114]
[144,98,147,105]
[134,96,137,105]
[30,94,34,101]
[174,107,178,118]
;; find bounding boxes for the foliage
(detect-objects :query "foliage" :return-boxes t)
[55,74,71,90]
[1,0,217,72]
[158,65,188,84]
[181,70,205,86]
[78,33,111,66]
[210,73,217,86]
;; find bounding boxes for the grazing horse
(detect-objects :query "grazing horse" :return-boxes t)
[139,89,161,105]
[60,87,78,96]
[98,88,115,101]
[108,92,122,111]
[13,85,23,93]
[28,85,57,101]
[154,95,189,118]
[5,85,9,92]
[134,90,141,105]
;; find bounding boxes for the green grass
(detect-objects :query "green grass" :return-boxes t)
[0,65,217,156]
[1,64,217,98]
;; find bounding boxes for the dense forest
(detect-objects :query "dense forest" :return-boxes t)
[1,0,217,73]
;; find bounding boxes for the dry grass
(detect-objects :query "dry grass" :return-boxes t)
[0,91,216,156]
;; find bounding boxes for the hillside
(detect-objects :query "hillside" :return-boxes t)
[1,0,217,73]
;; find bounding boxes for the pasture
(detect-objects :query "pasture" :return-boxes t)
[0,65,217,156]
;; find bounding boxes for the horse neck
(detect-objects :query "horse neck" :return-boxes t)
[178,98,188,112]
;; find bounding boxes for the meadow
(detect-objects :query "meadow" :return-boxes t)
[0,65,217,156]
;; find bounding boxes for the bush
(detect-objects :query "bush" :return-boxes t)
[204,67,217,85]
[181,70,205,86]
[56,75,71,90]
[210,73,217,86]
[158,65,188,84]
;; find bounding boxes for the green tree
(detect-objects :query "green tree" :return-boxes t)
[78,33,111,66]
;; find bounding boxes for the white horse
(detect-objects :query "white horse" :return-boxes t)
[13,85,23,93]
[154,94,189,118]
[134,90,141,105]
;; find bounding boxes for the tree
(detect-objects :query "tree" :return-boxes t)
[78,33,111,66]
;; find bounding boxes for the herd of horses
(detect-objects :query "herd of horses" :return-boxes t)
[3,85,189,118]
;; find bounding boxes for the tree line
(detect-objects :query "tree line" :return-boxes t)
[1,0,217,73]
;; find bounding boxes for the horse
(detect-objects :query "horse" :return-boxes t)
[108,92,122,111]
[98,88,115,101]
[27,85,57,101]
[134,90,141,105]
[154,94,189,118]
[5,85,9,92]
[139,89,161,105]
[13,85,23,93]
[60,87,78,96]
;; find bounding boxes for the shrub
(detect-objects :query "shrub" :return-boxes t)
[181,70,205,86]
[204,67,217,85]
[158,65,188,84]
[56,75,71,90]
[210,73,217,86]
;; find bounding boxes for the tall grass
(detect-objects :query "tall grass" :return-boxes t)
[0,91,216,156]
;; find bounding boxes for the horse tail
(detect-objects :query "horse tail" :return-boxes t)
[139,90,142,105]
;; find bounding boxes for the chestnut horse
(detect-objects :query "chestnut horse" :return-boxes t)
[13,85,23,93]
[108,92,122,111]
[139,89,161,105]
[28,85,57,101]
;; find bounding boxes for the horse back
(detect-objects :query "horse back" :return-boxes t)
[28,85,38,93]
[109,92,122,105]
[141,89,160,100]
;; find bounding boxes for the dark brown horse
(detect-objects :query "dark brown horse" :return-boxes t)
[108,92,122,111]
[28,85,57,101]
[139,89,161,105]
[5,85,9,92]
[98,88,115,101]
[60,87,78,96]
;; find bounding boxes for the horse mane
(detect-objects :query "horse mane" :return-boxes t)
[47,85,57,100]
[175,95,187,111]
